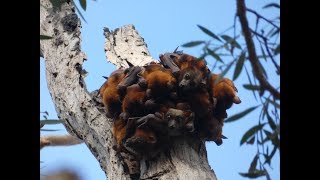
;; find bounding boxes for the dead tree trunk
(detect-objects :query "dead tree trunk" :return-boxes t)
[40,0,217,179]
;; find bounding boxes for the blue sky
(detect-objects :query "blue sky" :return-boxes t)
[40,0,279,179]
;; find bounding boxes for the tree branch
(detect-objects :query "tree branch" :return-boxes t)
[40,0,217,179]
[104,26,217,180]
[246,8,280,31]
[104,25,156,68]
[40,134,83,149]
[40,1,129,179]
[250,29,280,75]
[236,0,280,99]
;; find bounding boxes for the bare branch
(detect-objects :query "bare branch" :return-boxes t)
[104,25,156,68]
[41,1,218,179]
[246,8,280,31]
[236,0,280,99]
[40,134,83,149]
[40,1,129,179]
[250,29,280,75]
[44,170,80,180]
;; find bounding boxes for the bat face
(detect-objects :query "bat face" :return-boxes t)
[165,108,195,136]
[178,68,205,93]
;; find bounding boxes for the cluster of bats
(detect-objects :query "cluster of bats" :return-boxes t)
[98,50,241,177]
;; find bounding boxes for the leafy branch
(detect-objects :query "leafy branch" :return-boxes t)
[182,0,280,179]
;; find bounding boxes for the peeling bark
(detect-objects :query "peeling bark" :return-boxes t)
[40,0,217,179]
[104,25,156,68]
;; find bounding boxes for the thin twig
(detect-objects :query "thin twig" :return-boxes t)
[236,0,280,99]
[246,8,280,31]
[250,29,280,74]
[233,14,237,39]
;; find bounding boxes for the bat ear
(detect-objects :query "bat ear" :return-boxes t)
[221,135,228,139]
[173,46,183,55]
[185,111,195,119]
[173,46,179,53]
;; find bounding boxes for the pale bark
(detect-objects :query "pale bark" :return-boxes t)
[104,25,156,68]
[40,0,217,179]
[40,134,83,149]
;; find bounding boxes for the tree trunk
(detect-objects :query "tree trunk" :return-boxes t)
[40,1,217,179]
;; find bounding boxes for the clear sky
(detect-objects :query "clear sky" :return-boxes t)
[40,0,280,179]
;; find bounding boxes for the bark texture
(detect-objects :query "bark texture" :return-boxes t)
[40,134,83,149]
[40,1,217,179]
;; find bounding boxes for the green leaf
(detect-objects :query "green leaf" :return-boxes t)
[264,146,277,165]
[247,136,255,145]
[263,130,273,138]
[271,133,280,147]
[261,136,271,144]
[40,119,63,125]
[266,112,277,131]
[231,40,242,50]
[197,25,221,42]
[243,84,260,91]
[221,35,241,51]
[261,102,269,120]
[220,35,233,43]
[40,35,53,40]
[207,48,224,63]
[263,3,280,9]
[264,97,280,109]
[263,129,279,147]
[274,44,280,55]
[79,0,86,11]
[239,170,266,178]
[225,105,260,123]
[249,154,259,172]
[240,123,266,145]
[182,41,205,47]
[233,52,246,80]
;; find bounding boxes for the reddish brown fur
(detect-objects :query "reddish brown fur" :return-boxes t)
[112,117,127,146]
[198,112,224,145]
[173,54,210,77]
[99,69,127,118]
[139,64,177,98]
[183,88,213,119]
[208,74,241,118]
[174,54,210,93]
[131,128,157,144]
[121,84,147,119]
